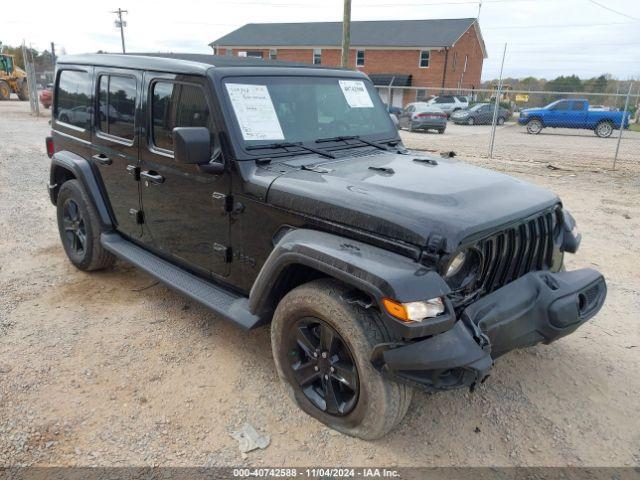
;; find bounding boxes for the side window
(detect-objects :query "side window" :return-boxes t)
[571,101,586,111]
[97,75,136,141]
[552,101,571,111]
[436,96,452,104]
[55,70,92,129]
[151,81,212,153]
[405,105,415,113]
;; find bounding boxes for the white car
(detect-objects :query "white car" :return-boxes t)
[424,95,469,115]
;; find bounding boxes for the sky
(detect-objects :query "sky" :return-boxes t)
[2,0,639,80]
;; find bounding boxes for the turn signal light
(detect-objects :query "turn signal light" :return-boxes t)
[382,297,445,323]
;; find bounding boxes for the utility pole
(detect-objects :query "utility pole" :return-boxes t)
[341,0,351,68]
[50,42,56,68]
[112,8,128,54]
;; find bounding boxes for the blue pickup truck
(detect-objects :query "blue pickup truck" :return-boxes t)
[518,99,630,138]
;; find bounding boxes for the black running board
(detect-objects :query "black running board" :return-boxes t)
[101,232,264,330]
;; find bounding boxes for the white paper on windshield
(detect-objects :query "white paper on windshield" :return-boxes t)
[225,83,284,141]
[339,80,374,108]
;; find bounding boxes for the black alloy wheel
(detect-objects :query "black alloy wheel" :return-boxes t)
[288,317,359,416]
[62,198,87,256]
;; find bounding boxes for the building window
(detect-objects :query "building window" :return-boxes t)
[356,50,365,67]
[416,89,428,102]
[269,49,277,60]
[419,50,430,68]
[225,48,233,56]
[313,48,322,65]
[246,51,263,59]
[452,51,457,71]
[463,54,468,72]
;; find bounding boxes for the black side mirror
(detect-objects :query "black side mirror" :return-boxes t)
[173,127,212,164]
[173,127,224,174]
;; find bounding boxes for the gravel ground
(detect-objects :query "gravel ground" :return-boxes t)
[1,100,639,467]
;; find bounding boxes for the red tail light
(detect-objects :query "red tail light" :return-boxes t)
[45,136,54,158]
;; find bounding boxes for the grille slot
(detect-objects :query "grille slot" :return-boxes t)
[475,211,555,294]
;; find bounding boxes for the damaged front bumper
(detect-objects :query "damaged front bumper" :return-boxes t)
[374,268,606,391]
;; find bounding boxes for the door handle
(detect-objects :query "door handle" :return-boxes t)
[140,171,165,184]
[92,153,112,166]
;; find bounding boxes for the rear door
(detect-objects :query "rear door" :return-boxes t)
[477,104,492,123]
[139,73,231,278]
[569,100,588,127]
[91,68,142,238]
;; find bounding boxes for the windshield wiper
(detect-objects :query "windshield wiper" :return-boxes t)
[314,135,389,152]
[246,141,334,159]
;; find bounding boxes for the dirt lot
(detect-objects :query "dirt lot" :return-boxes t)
[1,100,639,467]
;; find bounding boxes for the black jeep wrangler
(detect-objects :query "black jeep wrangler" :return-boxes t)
[46,53,606,440]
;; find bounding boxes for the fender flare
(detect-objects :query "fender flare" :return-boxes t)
[49,151,114,229]
[249,229,454,338]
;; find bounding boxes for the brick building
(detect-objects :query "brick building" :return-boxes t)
[209,18,486,108]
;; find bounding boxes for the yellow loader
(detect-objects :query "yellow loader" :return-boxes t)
[0,54,29,101]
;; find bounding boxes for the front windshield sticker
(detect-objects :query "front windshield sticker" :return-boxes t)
[338,80,374,108]
[225,83,285,141]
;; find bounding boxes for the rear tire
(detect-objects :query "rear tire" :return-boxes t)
[271,279,413,440]
[17,81,28,101]
[0,81,10,100]
[526,118,543,134]
[595,121,613,138]
[438,129,445,134]
[468,117,475,126]
[56,180,116,271]
[497,116,505,125]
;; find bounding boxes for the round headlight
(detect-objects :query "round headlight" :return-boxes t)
[444,248,482,290]
[446,251,467,278]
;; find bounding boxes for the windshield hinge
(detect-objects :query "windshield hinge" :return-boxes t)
[421,234,447,268]
[213,243,232,263]
[212,192,234,213]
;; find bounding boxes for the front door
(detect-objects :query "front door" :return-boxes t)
[139,73,230,278]
[91,68,142,238]
[546,100,571,127]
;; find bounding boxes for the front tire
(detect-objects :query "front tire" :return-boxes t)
[56,180,115,271]
[271,279,413,440]
[526,118,543,134]
[0,80,10,100]
[468,117,475,126]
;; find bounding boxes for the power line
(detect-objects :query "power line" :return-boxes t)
[586,0,640,22]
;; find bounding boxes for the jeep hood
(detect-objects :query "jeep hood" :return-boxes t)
[266,152,559,250]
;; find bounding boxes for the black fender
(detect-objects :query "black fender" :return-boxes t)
[49,151,114,229]
[249,229,455,338]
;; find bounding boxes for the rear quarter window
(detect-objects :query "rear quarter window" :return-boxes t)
[55,70,92,129]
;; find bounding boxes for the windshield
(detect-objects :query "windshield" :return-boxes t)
[222,76,396,149]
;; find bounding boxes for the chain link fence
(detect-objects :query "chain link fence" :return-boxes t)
[375,83,639,170]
